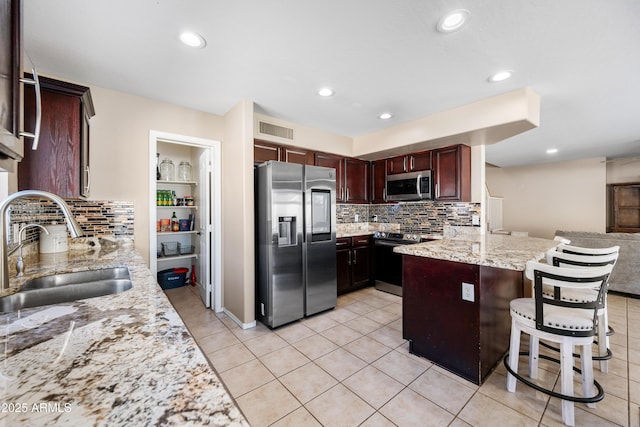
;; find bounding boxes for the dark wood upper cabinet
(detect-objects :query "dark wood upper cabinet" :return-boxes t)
[387,150,432,175]
[254,140,281,164]
[344,158,369,203]
[283,146,313,165]
[255,138,471,204]
[0,0,23,167]
[433,144,471,202]
[19,75,94,198]
[254,139,314,165]
[409,150,432,172]
[387,155,408,174]
[315,152,345,201]
[370,159,387,203]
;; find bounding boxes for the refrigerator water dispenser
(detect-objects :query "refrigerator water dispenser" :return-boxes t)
[278,216,297,246]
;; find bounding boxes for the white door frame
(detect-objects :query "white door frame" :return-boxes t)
[149,130,222,313]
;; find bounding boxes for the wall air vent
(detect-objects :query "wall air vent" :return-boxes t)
[259,121,294,140]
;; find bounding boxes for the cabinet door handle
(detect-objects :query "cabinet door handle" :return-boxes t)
[346,187,350,201]
[435,183,440,199]
[348,250,351,265]
[403,157,407,172]
[410,157,415,171]
[84,165,91,195]
[19,67,42,150]
[353,250,357,265]
[383,187,386,202]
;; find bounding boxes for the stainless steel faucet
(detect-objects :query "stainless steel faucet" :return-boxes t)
[15,223,49,277]
[0,190,84,291]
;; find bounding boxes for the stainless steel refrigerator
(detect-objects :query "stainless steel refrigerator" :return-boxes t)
[256,161,337,328]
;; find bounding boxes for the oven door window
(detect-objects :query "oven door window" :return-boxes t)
[311,189,331,242]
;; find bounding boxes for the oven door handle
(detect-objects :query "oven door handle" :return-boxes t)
[374,240,405,248]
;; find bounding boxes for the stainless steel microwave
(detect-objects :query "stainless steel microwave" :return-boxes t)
[385,170,433,201]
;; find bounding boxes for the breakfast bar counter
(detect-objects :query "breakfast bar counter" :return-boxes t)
[395,234,558,385]
[0,238,248,426]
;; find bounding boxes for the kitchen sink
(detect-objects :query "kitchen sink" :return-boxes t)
[0,267,132,313]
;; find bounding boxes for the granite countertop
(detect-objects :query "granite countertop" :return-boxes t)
[394,234,559,271]
[0,238,248,427]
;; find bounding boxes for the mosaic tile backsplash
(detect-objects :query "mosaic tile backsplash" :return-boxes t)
[8,199,134,247]
[337,202,481,235]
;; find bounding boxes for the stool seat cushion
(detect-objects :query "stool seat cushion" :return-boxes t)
[510,298,595,332]
[542,284,598,303]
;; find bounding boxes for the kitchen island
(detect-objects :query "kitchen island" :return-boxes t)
[0,238,248,426]
[395,234,559,385]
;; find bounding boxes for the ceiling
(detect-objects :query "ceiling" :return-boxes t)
[23,0,640,167]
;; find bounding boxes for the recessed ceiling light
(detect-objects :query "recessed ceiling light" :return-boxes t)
[437,9,470,33]
[546,148,558,154]
[488,70,513,83]
[317,87,334,97]
[179,31,206,48]
[379,113,393,120]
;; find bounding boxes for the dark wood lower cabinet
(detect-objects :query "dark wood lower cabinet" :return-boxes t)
[336,238,352,295]
[402,255,523,385]
[336,236,372,295]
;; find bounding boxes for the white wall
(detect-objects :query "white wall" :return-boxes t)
[485,158,607,239]
[222,100,256,326]
[88,85,224,264]
[607,159,640,184]
[254,113,352,156]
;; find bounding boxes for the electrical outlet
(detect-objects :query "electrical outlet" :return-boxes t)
[462,282,475,302]
[472,215,480,226]
[354,213,359,222]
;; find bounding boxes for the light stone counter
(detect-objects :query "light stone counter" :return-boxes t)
[394,234,559,271]
[0,238,248,427]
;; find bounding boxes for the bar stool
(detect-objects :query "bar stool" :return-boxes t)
[504,261,614,426]
[550,245,620,372]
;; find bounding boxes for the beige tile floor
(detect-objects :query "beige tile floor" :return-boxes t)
[165,285,640,427]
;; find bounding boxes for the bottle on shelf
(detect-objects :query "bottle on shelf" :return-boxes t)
[171,212,180,232]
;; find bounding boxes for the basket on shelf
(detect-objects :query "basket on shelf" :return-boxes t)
[161,241,178,257]
[178,243,194,255]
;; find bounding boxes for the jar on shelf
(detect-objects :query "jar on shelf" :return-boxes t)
[159,158,175,181]
[178,161,192,181]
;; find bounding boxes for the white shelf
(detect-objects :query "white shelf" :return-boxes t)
[157,180,198,186]
[157,230,198,236]
[156,205,198,210]
[157,254,198,262]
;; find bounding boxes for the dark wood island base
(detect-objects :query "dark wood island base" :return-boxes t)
[402,254,524,385]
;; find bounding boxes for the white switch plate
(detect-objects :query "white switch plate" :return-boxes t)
[472,215,480,226]
[462,282,475,302]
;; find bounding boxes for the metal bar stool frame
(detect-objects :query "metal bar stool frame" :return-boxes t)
[504,261,613,426]
[551,245,619,372]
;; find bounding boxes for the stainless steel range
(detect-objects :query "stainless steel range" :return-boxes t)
[373,231,431,296]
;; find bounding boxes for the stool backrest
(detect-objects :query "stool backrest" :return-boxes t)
[525,261,613,337]
[546,250,619,268]
[556,244,620,257]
